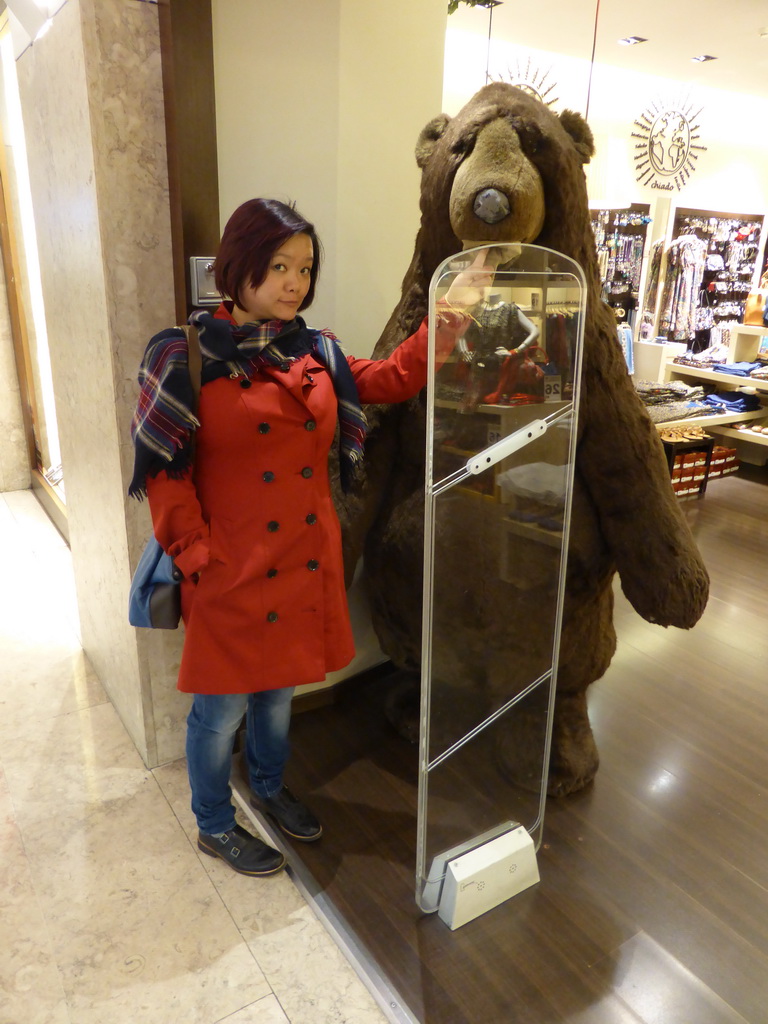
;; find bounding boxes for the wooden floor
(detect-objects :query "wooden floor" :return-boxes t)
[267,465,768,1024]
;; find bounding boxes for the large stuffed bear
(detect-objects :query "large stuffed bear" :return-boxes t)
[336,83,709,796]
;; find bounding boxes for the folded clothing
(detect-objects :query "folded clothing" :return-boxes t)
[711,361,763,377]
[645,401,712,423]
[704,391,762,413]
[635,379,704,404]
[497,462,566,505]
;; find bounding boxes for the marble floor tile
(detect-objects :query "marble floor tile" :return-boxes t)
[217,852,388,1024]
[0,645,107,741]
[1,491,389,1024]
[154,761,388,1024]
[0,763,72,1024]
[216,993,290,1023]
[2,705,272,1023]
[1,700,154,828]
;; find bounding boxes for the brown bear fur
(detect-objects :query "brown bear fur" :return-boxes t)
[337,83,709,796]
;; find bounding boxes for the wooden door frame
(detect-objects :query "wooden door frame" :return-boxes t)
[157,0,220,323]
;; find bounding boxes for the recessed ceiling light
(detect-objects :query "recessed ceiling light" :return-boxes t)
[618,36,648,46]
[691,54,717,62]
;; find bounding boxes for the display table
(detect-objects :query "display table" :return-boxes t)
[659,433,715,499]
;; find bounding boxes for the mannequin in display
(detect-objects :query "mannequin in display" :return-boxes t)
[455,291,541,407]
[129,199,479,876]
[458,292,540,358]
[335,83,709,797]
[457,292,540,405]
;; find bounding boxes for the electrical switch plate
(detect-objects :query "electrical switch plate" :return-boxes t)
[189,256,221,305]
[438,823,540,930]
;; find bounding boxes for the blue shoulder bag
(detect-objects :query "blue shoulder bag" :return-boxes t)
[128,537,183,628]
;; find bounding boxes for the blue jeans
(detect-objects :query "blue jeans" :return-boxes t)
[186,688,295,834]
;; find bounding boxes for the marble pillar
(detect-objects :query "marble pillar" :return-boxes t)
[16,0,190,766]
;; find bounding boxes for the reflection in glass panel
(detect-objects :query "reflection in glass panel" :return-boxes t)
[428,418,573,765]
[418,244,584,912]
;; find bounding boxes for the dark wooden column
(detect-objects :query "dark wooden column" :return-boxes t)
[157,0,220,323]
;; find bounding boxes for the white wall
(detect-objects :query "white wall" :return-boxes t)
[211,0,342,334]
[212,0,446,356]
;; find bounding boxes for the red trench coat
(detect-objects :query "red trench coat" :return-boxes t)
[146,312,460,695]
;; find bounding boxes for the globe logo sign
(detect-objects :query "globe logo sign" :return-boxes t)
[632,96,706,192]
[648,110,691,176]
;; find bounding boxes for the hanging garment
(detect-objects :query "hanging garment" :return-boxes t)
[658,235,708,341]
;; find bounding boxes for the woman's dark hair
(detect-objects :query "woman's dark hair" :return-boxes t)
[214,198,322,311]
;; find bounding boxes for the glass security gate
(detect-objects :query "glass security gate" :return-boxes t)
[417,243,585,913]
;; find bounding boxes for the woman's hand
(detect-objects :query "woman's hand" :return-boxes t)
[442,248,498,310]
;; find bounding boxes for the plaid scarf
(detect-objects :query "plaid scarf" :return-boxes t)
[129,311,367,497]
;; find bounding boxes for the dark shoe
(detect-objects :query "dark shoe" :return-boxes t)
[250,785,323,842]
[197,824,285,876]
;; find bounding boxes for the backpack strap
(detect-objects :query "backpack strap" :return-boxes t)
[184,323,203,411]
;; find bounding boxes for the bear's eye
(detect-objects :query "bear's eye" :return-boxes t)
[521,125,543,155]
[451,135,475,158]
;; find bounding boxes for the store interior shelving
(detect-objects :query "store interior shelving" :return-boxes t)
[590,203,651,331]
[660,324,768,460]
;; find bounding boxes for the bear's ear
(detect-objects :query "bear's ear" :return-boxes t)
[415,114,451,169]
[559,109,595,165]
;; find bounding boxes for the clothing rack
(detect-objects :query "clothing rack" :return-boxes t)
[642,208,765,345]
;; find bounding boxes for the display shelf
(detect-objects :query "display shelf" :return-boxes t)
[713,424,768,446]
[653,410,765,431]
[658,325,768,448]
[503,516,562,548]
[732,324,768,338]
[666,363,768,391]
[434,399,570,414]
[440,444,475,458]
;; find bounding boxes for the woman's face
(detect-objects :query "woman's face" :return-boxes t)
[234,232,314,323]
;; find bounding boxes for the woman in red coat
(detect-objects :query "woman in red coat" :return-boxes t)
[130,199,482,877]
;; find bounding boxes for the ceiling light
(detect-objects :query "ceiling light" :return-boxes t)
[691,54,717,62]
[618,36,648,46]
